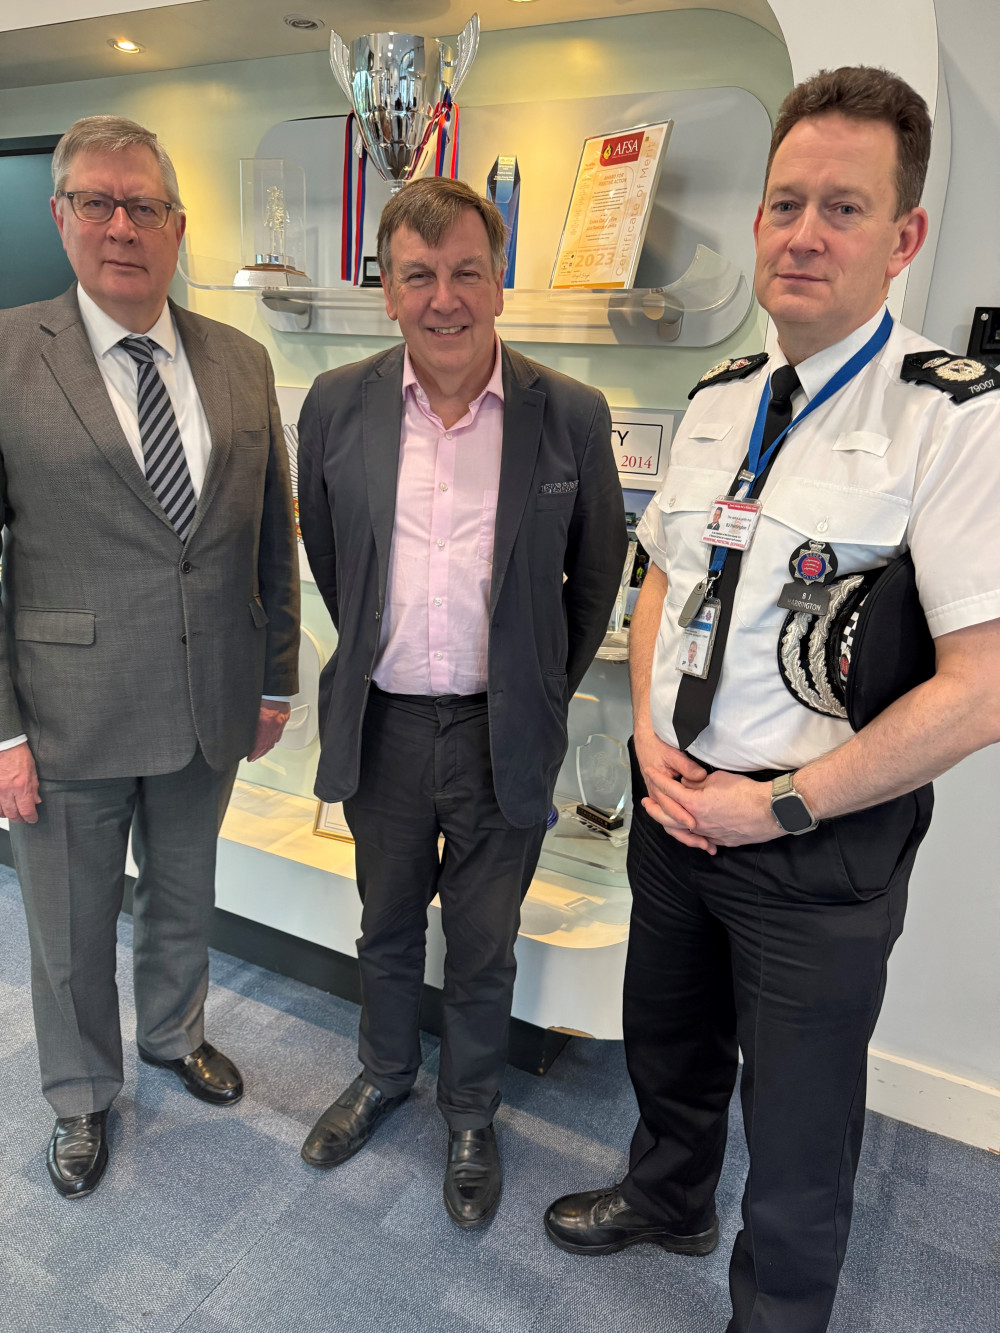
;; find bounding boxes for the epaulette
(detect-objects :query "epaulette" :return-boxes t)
[900,351,999,404]
[688,352,768,399]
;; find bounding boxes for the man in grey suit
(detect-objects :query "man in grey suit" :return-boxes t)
[297,178,625,1226]
[0,115,299,1198]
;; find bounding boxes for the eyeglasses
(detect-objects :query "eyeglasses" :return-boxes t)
[59,191,176,229]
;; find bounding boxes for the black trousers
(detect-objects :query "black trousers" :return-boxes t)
[621,740,933,1333]
[343,687,547,1130]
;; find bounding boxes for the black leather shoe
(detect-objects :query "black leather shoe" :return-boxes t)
[443,1124,502,1228]
[544,1185,719,1256]
[301,1076,409,1168]
[138,1040,243,1106]
[47,1111,109,1199]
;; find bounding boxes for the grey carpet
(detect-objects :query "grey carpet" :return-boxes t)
[0,863,996,1333]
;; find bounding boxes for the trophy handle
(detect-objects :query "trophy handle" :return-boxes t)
[449,13,480,98]
[329,30,354,102]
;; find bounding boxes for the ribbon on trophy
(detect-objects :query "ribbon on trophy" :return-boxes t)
[331,16,480,285]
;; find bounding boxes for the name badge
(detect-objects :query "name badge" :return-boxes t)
[677,598,721,678]
[702,497,761,551]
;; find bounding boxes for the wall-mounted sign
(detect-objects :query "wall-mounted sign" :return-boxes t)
[609,408,674,488]
[551,120,673,291]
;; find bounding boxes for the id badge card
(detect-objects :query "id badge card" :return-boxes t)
[702,497,761,550]
[677,598,721,678]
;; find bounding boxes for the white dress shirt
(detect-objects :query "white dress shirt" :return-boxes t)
[637,306,1000,773]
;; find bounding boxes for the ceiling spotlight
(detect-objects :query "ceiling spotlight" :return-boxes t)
[108,38,145,53]
[284,14,322,29]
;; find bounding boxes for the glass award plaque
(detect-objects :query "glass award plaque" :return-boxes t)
[234,158,311,288]
[575,733,629,834]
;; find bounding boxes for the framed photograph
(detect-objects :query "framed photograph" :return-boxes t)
[313,800,354,843]
[609,407,674,489]
[551,120,673,291]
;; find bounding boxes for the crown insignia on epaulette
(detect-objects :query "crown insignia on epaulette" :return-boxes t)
[688,352,768,399]
[900,351,998,403]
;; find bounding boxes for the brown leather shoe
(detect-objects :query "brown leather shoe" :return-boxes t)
[301,1076,409,1168]
[443,1125,502,1228]
[47,1111,109,1199]
[544,1184,718,1256]
[138,1040,243,1105]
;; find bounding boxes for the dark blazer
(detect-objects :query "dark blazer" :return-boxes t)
[0,288,300,779]
[298,341,627,828]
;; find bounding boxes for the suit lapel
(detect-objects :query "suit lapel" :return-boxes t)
[173,302,232,541]
[491,344,545,615]
[39,291,173,531]
[362,349,405,604]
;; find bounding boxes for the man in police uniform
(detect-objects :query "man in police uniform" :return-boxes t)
[544,67,1000,1332]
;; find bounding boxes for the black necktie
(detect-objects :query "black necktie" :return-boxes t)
[118,336,197,542]
[672,364,801,752]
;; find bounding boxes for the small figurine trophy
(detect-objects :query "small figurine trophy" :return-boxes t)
[234,159,311,288]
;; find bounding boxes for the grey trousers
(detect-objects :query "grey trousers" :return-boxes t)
[343,688,548,1130]
[12,748,238,1118]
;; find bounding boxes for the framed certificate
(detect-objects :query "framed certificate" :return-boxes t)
[551,121,673,291]
[313,800,354,843]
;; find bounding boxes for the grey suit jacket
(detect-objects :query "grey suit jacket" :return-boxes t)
[298,341,626,828]
[0,287,300,779]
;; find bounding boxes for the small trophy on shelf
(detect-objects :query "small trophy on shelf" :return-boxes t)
[234,158,311,289]
[575,733,630,835]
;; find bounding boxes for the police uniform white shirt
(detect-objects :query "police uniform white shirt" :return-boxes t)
[636,306,1000,773]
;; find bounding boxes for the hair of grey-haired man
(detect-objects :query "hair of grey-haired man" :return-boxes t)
[52,114,184,209]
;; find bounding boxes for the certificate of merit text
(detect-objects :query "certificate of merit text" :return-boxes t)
[551,121,672,291]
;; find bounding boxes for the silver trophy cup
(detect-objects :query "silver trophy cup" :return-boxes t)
[330,15,480,193]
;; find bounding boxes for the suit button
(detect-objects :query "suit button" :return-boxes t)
[363,674,370,683]
[181,560,193,573]
[374,611,381,621]
[181,634,188,644]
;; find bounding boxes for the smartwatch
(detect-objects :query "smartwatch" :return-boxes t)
[770,772,819,835]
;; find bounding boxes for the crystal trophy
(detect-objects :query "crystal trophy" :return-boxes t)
[576,733,630,834]
[486,155,520,288]
[234,159,311,288]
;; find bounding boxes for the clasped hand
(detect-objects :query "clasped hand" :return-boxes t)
[633,725,783,853]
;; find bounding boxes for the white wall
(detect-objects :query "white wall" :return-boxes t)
[867,0,1000,1144]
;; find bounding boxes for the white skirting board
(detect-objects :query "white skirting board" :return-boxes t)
[867,1049,1000,1153]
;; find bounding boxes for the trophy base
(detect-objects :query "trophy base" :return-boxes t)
[575,803,624,835]
[234,265,312,289]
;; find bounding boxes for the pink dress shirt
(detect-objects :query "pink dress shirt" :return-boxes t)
[372,337,505,696]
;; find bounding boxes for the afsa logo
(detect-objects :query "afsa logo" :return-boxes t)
[600,133,644,165]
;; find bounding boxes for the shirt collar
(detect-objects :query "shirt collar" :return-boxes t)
[402,332,505,413]
[76,282,176,362]
[777,305,888,404]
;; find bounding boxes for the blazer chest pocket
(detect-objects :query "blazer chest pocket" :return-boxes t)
[535,490,577,511]
[15,609,95,645]
[234,426,268,448]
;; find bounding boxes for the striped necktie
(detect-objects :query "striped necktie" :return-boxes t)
[118,335,197,542]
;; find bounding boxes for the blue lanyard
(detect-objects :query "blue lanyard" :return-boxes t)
[706,308,893,580]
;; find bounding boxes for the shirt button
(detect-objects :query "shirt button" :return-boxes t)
[668,496,676,508]
[433,597,442,606]
[445,432,453,440]
[816,518,829,533]
[436,538,445,548]
[439,482,448,492]
[434,651,443,660]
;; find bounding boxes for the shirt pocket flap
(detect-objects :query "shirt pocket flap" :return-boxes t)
[763,477,909,546]
[687,422,733,442]
[833,431,892,456]
[654,465,734,516]
[15,609,96,645]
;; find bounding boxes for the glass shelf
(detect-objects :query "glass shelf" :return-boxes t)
[177,243,752,348]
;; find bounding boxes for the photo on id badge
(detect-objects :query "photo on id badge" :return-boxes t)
[678,601,719,678]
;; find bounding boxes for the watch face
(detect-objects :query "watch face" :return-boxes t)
[773,792,815,834]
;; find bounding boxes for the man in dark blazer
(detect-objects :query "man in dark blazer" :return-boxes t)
[0,115,299,1198]
[297,177,625,1226]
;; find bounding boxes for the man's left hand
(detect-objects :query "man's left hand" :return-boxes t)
[643,770,785,850]
[247,700,292,761]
